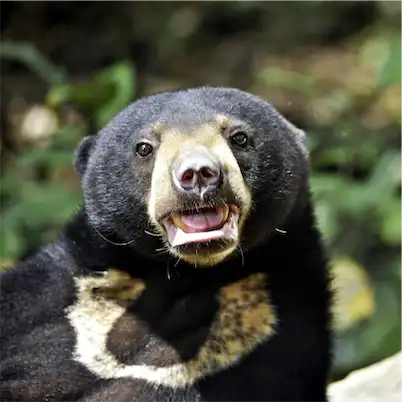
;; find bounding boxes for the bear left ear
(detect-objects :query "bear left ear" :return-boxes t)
[74,135,96,177]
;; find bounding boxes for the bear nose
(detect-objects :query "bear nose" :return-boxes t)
[173,152,222,194]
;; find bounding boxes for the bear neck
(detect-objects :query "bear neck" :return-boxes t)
[60,193,327,287]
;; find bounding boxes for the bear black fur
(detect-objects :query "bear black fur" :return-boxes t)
[0,87,333,402]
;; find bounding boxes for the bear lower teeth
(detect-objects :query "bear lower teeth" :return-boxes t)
[168,213,239,247]
[161,208,240,248]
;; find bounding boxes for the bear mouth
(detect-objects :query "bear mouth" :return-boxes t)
[162,205,240,248]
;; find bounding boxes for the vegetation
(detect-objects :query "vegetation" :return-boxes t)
[0,1,400,381]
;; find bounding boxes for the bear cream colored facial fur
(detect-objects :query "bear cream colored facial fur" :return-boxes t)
[147,116,252,267]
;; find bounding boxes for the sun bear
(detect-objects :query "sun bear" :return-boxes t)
[0,87,333,401]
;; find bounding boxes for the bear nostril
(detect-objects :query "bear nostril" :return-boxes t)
[199,167,219,184]
[180,169,197,189]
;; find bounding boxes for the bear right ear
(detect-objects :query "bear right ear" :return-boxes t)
[74,136,96,177]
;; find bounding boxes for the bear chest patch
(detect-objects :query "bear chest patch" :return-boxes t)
[65,270,277,389]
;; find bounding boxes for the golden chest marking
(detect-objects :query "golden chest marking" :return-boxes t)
[65,270,276,389]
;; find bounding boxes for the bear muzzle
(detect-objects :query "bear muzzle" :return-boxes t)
[147,126,252,265]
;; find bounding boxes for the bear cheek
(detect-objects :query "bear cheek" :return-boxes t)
[146,167,174,226]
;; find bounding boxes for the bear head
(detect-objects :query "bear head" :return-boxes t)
[74,87,309,267]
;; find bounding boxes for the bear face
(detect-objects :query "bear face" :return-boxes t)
[74,87,309,266]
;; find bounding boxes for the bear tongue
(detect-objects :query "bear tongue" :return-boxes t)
[179,209,225,233]
[165,207,237,247]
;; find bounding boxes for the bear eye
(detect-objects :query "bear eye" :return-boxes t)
[136,142,153,157]
[230,131,248,147]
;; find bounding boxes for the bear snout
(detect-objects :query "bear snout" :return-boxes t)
[172,149,224,197]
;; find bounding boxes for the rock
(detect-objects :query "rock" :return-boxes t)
[328,352,401,402]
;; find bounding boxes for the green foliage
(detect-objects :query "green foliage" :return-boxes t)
[256,15,401,376]
[0,125,85,259]
[379,31,401,90]
[0,41,67,86]
[1,59,136,260]
[312,149,401,248]
[47,61,136,129]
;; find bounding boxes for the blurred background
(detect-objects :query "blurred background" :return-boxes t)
[0,1,400,382]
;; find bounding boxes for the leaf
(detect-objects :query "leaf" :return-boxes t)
[365,151,401,202]
[0,41,67,86]
[16,149,74,169]
[27,188,81,224]
[47,80,112,111]
[331,257,375,333]
[0,223,22,260]
[392,257,401,281]
[379,33,402,89]
[379,199,401,245]
[337,183,375,215]
[2,185,81,230]
[310,174,349,198]
[52,124,87,149]
[94,61,136,128]
[314,201,340,244]
[0,174,24,199]
[313,147,351,167]
[46,61,136,129]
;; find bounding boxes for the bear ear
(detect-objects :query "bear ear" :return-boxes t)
[74,136,96,177]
